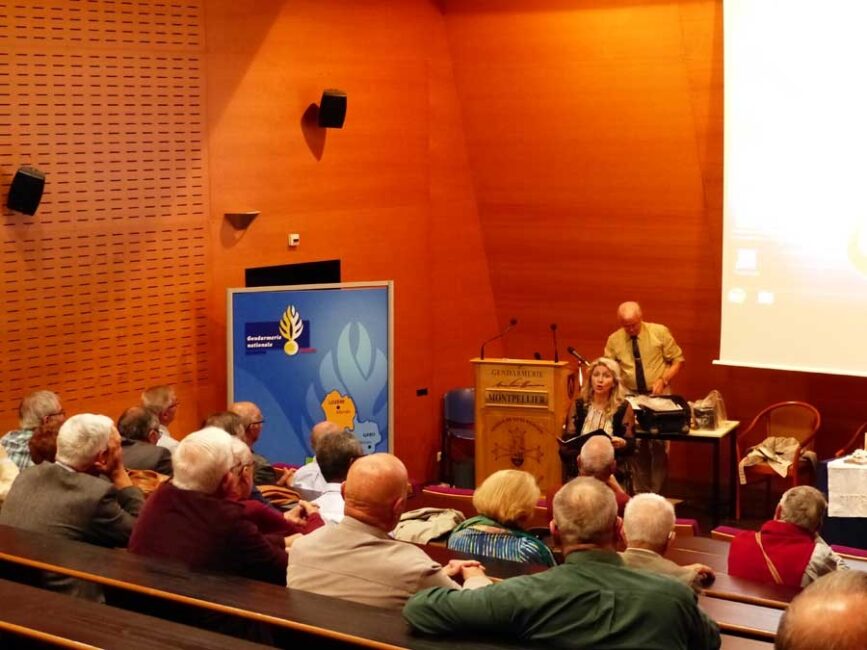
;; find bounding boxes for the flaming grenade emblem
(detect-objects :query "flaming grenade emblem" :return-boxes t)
[279,305,304,356]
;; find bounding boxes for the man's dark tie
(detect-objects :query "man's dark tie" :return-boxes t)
[631,335,648,394]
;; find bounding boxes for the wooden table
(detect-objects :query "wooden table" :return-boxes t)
[0,577,270,649]
[0,525,509,650]
[635,420,739,526]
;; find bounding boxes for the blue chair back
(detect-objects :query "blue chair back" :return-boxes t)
[444,388,475,433]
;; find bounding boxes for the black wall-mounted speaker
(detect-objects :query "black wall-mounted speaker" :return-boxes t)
[7,166,46,215]
[318,89,347,129]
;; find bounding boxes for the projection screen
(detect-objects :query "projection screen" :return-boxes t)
[718,0,867,377]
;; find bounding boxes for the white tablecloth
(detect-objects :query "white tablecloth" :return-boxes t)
[827,457,867,518]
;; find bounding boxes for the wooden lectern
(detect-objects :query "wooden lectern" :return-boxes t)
[472,358,573,493]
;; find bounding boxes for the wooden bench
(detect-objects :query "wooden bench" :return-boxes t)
[0,524,508,650]
[0,576,270,649]
[0,523,784,646]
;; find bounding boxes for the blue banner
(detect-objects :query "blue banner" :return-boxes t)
[229,284,391,465]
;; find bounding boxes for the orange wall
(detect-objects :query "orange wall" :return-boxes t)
[3,1,863,483]
[442,0,866,467]
[203,0,499,481]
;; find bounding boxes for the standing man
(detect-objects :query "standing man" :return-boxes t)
[604,301,684,492]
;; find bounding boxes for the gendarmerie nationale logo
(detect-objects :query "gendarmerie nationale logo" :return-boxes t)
[279,305,304,356]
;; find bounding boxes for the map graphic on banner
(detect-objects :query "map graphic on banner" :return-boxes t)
[230,285,391,465]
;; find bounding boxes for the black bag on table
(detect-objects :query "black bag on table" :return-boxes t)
[634,395,691,434]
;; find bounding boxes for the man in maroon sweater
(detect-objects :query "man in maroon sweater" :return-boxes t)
[129,427,289,585]
[728,486,847,588]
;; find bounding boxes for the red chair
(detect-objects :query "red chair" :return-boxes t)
[835,421,867,458]
[735,401,821,520]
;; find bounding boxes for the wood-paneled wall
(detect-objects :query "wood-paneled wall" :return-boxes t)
[203,0,499,480]
[0,0,211,433]
[442,0,867,471]
[3,0,863,484]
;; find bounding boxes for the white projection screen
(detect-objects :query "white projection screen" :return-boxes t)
[719,0,867,377]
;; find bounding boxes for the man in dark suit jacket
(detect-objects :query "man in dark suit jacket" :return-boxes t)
[0,413,144,599]
[129,427,288,585]
[117,406,173,475]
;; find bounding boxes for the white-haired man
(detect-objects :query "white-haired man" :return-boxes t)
[0,413,143,598]
[578,433,630,515]
[404,477,720,649]
[620,493,714,593]
[129,427,288,584]
[287,453,489,610]
[604,301,685,493]
[141,384,180,451]
[1,390,65,470]
[229,401,293,486]
[775,571,867,650]
[728,485,847,588]
[291,420,342,500]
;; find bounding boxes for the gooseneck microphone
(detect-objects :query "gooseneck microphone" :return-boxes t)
[480,318,518,360]
[566,345,591,366]
[550,323,560,362]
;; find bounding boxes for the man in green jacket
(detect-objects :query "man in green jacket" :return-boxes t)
[403,477,720,650]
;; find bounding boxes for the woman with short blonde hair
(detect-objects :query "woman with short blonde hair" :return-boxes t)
[448,469,555,566]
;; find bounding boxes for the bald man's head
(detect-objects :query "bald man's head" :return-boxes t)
[311,421,342,452]
[776,571,867,650]
[342,453,408,531]
[617,301,643,337]
[228,401,263,445]
[578,435,615,480]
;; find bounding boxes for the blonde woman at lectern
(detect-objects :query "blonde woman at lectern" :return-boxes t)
[558,357,636,488]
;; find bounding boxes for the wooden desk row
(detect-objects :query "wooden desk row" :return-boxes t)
[0,577,271,650]
[0,522,788,648]
[0,524,510,650]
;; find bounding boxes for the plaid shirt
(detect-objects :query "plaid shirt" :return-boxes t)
[0,428,35,471]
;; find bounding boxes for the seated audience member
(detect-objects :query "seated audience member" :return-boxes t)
[141,384,180,451]
[620,493,714,593]
[226,436,323,539]
[447,469,556,567]
[207,410,278,509]
[28,418,64,464]
[205,410,245,438]
[129,427,288,585]
[775,571,867,650]
[578,433,630,515]
[230,401,293,486]
[0,446,19,506]
[0,414,143,599]
[1,390,65,471]
[117,406,173,475]
[403,477,720,650]
[311,430,363,524]
[291,420,342,500]
[728,486,847,588]
[287,453,490,610]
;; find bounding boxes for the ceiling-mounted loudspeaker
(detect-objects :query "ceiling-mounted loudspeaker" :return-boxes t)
[318,89,347,128]
[7,166,45,215]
